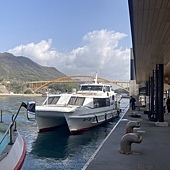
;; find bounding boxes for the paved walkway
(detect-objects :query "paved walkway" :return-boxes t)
[83,108,170,170]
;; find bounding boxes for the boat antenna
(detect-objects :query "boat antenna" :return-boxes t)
[94,71,99,84]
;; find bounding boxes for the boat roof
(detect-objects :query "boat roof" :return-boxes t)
[80,83,111,86]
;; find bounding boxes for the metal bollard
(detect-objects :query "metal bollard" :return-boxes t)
[120,133,142,154]
[126,121,140,133]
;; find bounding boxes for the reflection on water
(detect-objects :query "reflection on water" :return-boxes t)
[0,96,129,170]
[31,120,117,159]
[26,118,120,170]
[31,126,70,159]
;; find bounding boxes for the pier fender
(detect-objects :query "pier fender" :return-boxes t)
[105,113,107,121]
[126,121,140,133]
[120,133,142,154]
[95,115,98,123]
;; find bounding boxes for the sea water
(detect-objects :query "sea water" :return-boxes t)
[0,96,129,170]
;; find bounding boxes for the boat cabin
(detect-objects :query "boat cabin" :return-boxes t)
[43,95,60,105]
[67,96,114,109]
[79,84,111,92]
[43,94,72,106]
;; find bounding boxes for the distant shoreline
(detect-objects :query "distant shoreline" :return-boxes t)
[0,93,42,97]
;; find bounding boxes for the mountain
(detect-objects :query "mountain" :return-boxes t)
[0,52,66,82]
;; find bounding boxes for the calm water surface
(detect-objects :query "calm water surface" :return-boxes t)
[0,96,129,170]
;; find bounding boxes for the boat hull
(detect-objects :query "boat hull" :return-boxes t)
[35,110,67,132]
[65,108,118,133]
[0,131,26,170]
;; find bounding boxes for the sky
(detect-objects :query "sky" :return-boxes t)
[0,0,132,81]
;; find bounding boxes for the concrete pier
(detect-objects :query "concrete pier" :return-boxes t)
[83,108,170,170]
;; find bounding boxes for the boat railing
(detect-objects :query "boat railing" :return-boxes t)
[0,109,16,126]
[0,102,27,145]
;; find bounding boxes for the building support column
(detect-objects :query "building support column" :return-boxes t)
[148,71,157,121]
[155,64,164,122]
[150,74,155,114]
[145,80,149,112]
[154,64,168,127]
[145,81,149,96]
[129,48,139,97]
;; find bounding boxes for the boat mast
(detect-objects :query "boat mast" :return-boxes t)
[94,71,98,84]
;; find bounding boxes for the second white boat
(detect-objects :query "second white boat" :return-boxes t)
[63,94,118,133]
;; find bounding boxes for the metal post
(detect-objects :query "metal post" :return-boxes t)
[9,126,13,145]
[148,77,151,111]
[13,121,17,131]
[0,110,3,123]
[12,114,17,131]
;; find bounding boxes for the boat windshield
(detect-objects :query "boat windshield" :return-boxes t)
[68,97,85,106]
[80,85,111,92]
[93,98,110,108]
[44,96,60,105]
[80,85,103,91]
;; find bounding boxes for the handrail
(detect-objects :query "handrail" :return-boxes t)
[0,121,14,145]
[0,102,27,145]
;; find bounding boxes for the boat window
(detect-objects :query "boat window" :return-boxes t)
[75,97,85,106]
[105,98,110,106]
[80,85,103,91]
[94,98,99,108]
[68,97,77,105]
[68,97,85,106]
[105,86,110,92]
[93,98,110,108]
[44,96,60,105]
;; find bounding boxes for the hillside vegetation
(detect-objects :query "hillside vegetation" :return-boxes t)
[0,52,66,82]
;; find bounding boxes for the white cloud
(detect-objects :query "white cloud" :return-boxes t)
[8,29,130,81]
[8,39,59,66]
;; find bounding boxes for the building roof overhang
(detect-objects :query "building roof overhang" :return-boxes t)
[128,0,170,86]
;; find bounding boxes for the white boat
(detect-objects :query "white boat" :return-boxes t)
[0,103,27,170]
[63,82,118,133]
[31,73,120,133]
[34,93,72,132]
